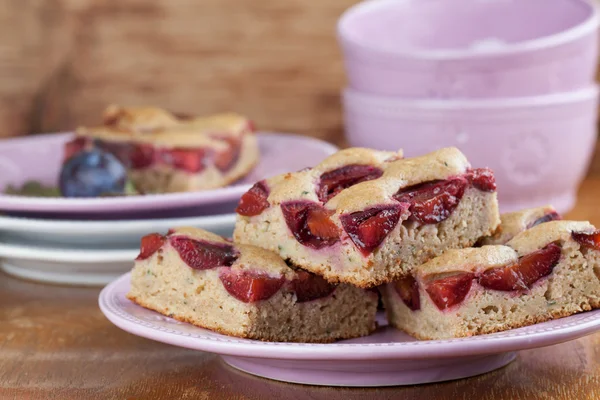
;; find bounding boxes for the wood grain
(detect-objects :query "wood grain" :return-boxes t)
[3,2,600,397]
[0,0,356,145]
[2,253,600,400]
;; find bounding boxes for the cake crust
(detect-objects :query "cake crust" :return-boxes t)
[78,105,250,148]
[482,205,560,245]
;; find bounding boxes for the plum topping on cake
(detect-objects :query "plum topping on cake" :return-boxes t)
[572,230,600,251]
[64,137,88,161]
[93,141,155,170]
[396,244,563,312]
[219,268,337,304]
[306,207,340,240]
[140,231,342,304]
[393,275,420,311]
[93,141,136,167]
[163,148,207,173]
[281,201,340,249]
[290,270,336,302]
[528,211,561,228]
[236,181,270,216]
[213,135,242,172]
[136,233,167,260]
[341,205,404,256]
[67,139,226,174]
[465,168,496,192]
[394,178,468,224]
[317,165,383,203]
[170,236,239,270]
[219,269,285,303]
[479,244,561,291]
[390,170,496,225]
[424,272,475,311]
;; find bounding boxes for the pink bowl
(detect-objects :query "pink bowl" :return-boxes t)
[343,86,599,214]
[338,0,599,99]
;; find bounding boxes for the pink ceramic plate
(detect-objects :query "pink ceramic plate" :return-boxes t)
[0,132,337,217]
[100,273,600,387]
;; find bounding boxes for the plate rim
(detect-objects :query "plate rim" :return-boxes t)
[0,132,338,213]
[99,273,600,361]
[0,242,137,262]
[0,213,236,236]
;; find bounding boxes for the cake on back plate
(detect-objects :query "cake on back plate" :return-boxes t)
[65,105,259,193]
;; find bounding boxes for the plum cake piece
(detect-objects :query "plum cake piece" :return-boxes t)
[381,220,600,340]
[481,205,561,245]
[65,105,258,193]
[234,147,500,288]
[127,227,378,343]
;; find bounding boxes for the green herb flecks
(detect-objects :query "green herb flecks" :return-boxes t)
[4,180,61,197]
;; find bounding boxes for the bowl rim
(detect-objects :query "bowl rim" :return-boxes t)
[338,0,599,61]
[343,85,599,110]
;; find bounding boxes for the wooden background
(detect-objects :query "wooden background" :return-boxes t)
[2,0,360,144]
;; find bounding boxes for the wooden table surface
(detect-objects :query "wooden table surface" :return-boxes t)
[3,155,600,400]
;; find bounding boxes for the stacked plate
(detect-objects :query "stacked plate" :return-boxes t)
[0,132,337,285]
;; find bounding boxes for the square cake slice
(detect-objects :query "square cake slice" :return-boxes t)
[234,147,500,288]
[127,227,378,343]
[481,205,561,245]
[381,220,600,340]
[65,105,259,193]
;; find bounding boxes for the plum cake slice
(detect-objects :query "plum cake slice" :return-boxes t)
[127,227,378,343]
[381,220,600,340]
[234,147,500,288]
[481,205,561,245]
[65,105,258,193]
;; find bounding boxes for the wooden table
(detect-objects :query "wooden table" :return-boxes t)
[3,166,600,400]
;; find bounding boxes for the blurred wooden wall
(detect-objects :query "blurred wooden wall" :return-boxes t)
[1,0,358,144]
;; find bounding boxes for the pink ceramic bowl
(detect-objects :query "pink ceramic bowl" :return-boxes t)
[343,86,599,214]
[338,0,599,99]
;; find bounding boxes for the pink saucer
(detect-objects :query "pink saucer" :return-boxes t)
[0,132,337,218]
[99,273,600,386]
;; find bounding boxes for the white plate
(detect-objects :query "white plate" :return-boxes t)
[0,213,236,249]
[0,240,136,286]
[100,273,600,386]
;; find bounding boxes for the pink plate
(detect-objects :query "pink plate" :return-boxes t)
[0,132,337,217]
[100,273,600,386]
